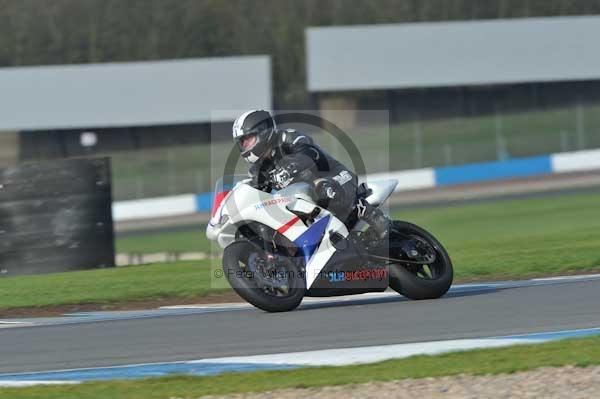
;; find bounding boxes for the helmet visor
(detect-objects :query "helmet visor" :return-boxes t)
[238,133,258,151]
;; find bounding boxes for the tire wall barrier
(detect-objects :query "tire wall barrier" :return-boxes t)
[0,157,115,276]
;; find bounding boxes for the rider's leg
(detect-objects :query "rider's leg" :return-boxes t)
[313,175,357,226]
[313,174,389,240]
[356,198,390,240]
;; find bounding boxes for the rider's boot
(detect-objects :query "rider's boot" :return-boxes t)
[357,198,390,244]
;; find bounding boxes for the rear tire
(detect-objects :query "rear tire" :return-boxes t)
[222,240,305,312]
[388,221,453,300]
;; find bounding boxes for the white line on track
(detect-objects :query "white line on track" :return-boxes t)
[192,327,600,366]
[0,381,80,387]
[2,273,600,328]
[1,327,599,387]
[193,338,535,366]
[159,291,402,310]
[531,273,600,281]
[157,273,600,311]
[0,321,34,329]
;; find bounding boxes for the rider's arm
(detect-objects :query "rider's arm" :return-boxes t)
[248,164,272,192]
[280,129,314,147]
[274,145,320,187]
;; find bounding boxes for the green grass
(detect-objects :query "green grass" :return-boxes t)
[395,191,600,280]
[4,335,600,399]
[116,229,214,254]
[117,190,600,280]
[3,190,599,311]
[0,260,226,309]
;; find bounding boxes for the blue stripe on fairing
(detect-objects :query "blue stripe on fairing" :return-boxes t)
[293,215,331,266]
[0,363,296,382]
[434,155,552,186]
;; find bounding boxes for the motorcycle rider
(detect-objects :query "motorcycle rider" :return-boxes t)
[232,110,389,242]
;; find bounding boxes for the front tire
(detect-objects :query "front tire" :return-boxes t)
[222,240,305,312]
[388,221,453,300]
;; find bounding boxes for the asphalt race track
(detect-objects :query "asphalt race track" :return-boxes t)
[1,276,600,375]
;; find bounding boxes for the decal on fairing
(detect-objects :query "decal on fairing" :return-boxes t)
[211,190,230,217]
[327,268,388,282]
[293,215,331,266]
[254,197,291,210]
[277,216,301,234]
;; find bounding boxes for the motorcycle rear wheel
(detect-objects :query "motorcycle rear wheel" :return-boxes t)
[388,221,453,300]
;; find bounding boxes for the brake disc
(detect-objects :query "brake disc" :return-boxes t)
[247,253,290,292]
[403,236,436,264]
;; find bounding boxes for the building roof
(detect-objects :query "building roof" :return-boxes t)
[0,56,271,131]
[306,16,600,92]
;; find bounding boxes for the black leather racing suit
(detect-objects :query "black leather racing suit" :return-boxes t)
[248,129,359,224]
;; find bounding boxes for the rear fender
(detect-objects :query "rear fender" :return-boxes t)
[365,179,399,207]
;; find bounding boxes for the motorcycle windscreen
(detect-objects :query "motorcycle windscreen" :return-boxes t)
[210,175,248,223]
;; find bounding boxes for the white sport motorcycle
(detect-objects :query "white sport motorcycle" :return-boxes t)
[206,175,453,312]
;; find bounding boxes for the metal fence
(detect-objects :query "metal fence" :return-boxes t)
[108,102,600,201]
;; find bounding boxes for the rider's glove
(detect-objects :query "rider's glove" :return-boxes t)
[271,162,313,189]
[272,166,293,188]
[249,172,272,192]
[313,178,340,207]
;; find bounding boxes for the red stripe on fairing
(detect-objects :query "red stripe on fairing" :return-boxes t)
[211,190,230,217]
[277,216,301,234]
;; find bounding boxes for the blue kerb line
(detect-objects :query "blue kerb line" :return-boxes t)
[196,184,238,212]
[196,192,214,212]
[31,307,252,327]
[197,155,554,212]
[0,363,296,382]
[2,327,600,383]
[434,155,552,186]
[497,327,600,341]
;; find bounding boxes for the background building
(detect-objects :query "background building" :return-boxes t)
[1,1,600,201]
[307,16,600,171]
[0,56,271,199]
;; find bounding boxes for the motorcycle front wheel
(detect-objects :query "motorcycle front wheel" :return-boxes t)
[222,239,305,312]
[388,221,453,300]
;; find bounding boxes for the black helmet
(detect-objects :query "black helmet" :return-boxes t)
[232,110,276,163]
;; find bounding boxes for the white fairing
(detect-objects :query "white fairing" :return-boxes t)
[206,179,394,289]
[365,179,399,207]
[207,182,312,248]
[286,198,317,215]
[303,215,348,287]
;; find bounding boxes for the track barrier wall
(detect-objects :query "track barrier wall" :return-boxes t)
[112,148,600,221]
